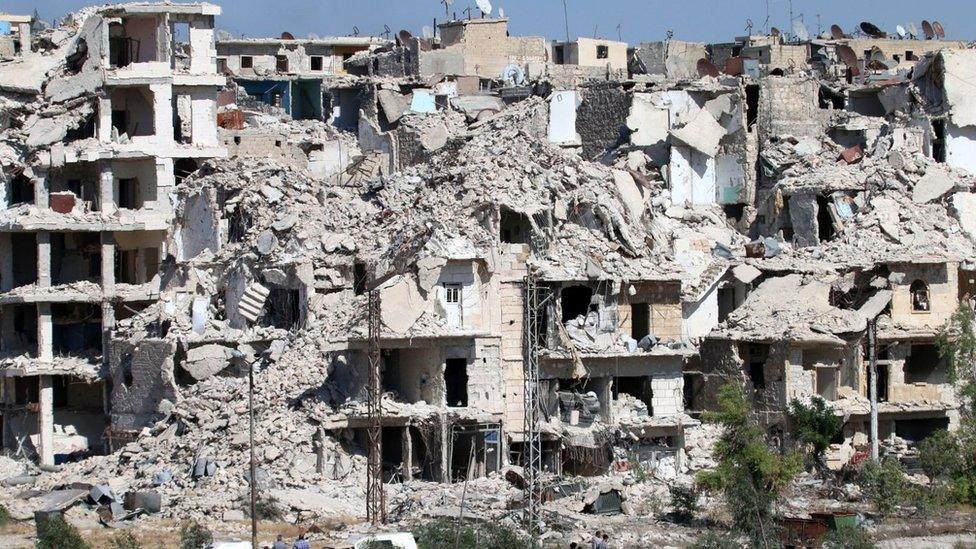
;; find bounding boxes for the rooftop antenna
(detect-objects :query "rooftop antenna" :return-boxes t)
[617,23,622,42]
[745,18,754,36]
[817,14,821,35]
[463,6,473,20]
[440,0,454,20]
[352,26,360,37]
[592,24,597,39]
[762,0,770,34]
[562,0,571,43]
[382,25,391,39]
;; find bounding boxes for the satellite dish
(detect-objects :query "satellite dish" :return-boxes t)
[770,26,781,37]
[836,45,860,75]
[498,7,505,18]
[696,58,720,78]
[421,26,434,39]
[281,31,295,40]
[933,21,945,39]
[475,0,493,16]
[215,29,233,42]
[792,20,810,42]
[398,29,413,45]
[896,25,906,39]
[444,0,454,5]
[922,20,934,39]
[859,21,886,38]
[830,24,845,40]
[908,22,919,38]
[309,32,320,40]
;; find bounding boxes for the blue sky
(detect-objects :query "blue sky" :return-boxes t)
[6,1,974,44]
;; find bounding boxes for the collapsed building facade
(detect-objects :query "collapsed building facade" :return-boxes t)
[0,3,974,539]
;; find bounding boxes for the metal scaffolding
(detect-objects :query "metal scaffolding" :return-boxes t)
[522,274,548,540]
[366,289,386,524]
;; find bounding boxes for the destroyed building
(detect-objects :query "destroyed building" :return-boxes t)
[0,4,975,545]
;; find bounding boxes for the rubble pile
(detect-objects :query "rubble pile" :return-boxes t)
[3,2,976,545]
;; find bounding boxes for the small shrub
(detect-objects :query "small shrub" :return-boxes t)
[36,516,89,549]
[669,483,700,522]
[917,430,962,479]
[110,531,141,549]
[179,520,213,549]
[250,494,286,521]
[691,531,742,549]
[414,517,530,549]
[859,457,908,518]
[0,504,10,528]
[822,524,875,548]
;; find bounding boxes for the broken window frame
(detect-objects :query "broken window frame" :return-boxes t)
[910,279,930,313]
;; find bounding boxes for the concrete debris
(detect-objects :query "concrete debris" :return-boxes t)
[1,2,975,546]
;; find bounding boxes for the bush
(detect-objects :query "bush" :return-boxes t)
[859,457,909,518]
[0,504,10,528]
[822,524,875,549]
[787,396,842,472]
[110,531,141,549]
[250,494,286,521]
[36,516,89,549]
[691,531,742,549]
[179,520,213,549]
[918,430,963,479]
[414,517,530,549]
[669,483,700,523]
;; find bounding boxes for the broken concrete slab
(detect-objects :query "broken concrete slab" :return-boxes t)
[612,169,645,222]
[952,192,976,241]
[379,275,427,333]
[913,166,954,204]
[669,109,725,158]
[183,344,235,381]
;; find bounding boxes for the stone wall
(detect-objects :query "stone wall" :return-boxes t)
[109,338,178,432]
[577,83,629,159]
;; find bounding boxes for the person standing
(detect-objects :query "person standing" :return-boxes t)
[272,534,288,549]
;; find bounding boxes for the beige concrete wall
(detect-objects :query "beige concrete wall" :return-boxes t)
[616,282,682,341]
[889,262,958,330]
[571,38,628,71]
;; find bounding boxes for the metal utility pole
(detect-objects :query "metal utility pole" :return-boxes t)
[522,274,543,543]
[248,355,258,548]
[868,319,879,461]
[366,289,386,525]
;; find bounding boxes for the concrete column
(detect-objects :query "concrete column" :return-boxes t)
[17,23,31,55]
[98,96,113,144]
[38,375,54,467]
[32,176,47,209]
[101,301,115,367]
[37,303,52,360]
[0,233,13,292]
[2,378,15,451]
[401,427,413,481]
[36,232,50,288]
[440,414,450,483]
[101,233,116,294]
[99,161,115,214]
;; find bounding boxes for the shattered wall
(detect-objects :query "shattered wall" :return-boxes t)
[108,338,178,432]
[577,83,629,159]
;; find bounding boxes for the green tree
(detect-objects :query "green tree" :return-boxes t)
[697,383,802,548]
[822,524,875,549]
[917,429,963,479]
[787,396,842,473]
